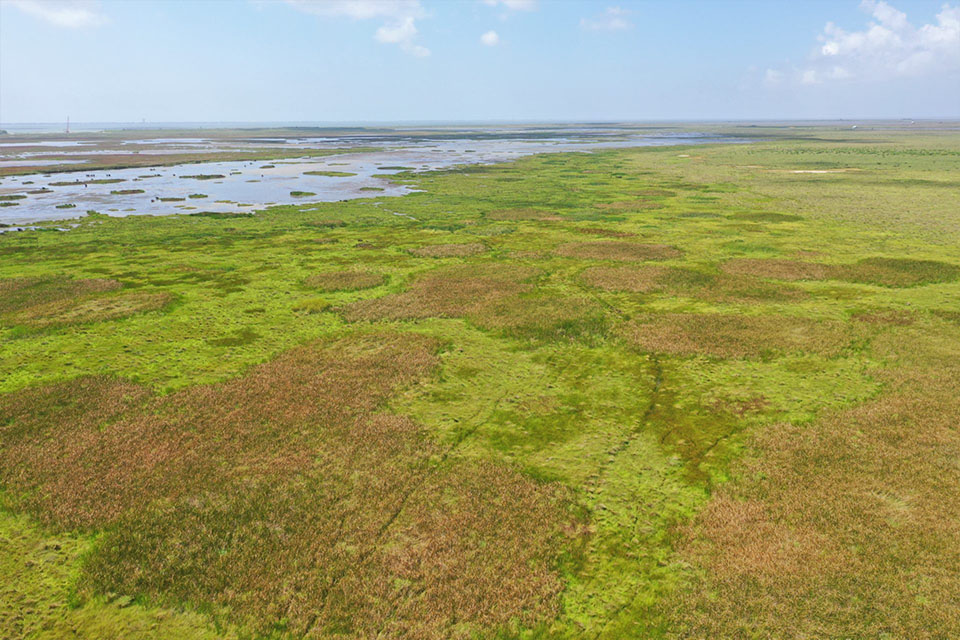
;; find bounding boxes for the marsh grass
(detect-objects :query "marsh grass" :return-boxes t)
[723,256,960,287]
[556,241,682,261]
[0,333,575,638]
[305,270,385,292]
[622,313,852,359]
[582,265,805,302]
[666,339,960,638]
[2,128,960,638]
[410,242,486,258]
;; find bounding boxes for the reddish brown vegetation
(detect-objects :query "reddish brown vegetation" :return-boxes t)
[594,200,663,211]
[581,266,805,302]
[721,259,830,281]
[304,270,385,292]
[410,243,486,258]
[574,227,637,238]
[852,309,916,325]
[341,265,604,341]
[11,292,172,328]
[0,277,121,315]
[0,276,171,328]
[622,313,851,358]
[723,257,959,287]
[343,265,535,322]
[630,188,676,197]
[668,356,960,638]
[556,241,682,262]
[0,334,575,638]
[486,208,560,221]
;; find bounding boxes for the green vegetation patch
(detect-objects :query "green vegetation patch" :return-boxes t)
[303,170,358,177]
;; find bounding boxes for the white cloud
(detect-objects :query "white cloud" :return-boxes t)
[283,0,423,20]
[482,0,536,10]
[7,0,106,28]
[375,16,430,56]
[580,6,633,32]
[480,30,500,46]
[764,68,784,85]
[282,0,430,56]
[792,1,960,84]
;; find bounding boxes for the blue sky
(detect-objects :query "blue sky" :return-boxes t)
[1,0,957,123]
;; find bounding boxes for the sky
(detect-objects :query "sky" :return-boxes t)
[1,0,957,123]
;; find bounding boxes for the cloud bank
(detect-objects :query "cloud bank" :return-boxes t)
[580,6,633,32]
[7,0,106,28]
[767,0,960,85]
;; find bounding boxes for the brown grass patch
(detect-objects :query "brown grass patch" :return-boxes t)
[556,241,682,262]
[581,266,805,302]
[486,208,558,221]
[0,276,169,328]
[834,257,960,287]
[341,264,538,322]
[721,258,831,281]
[344,275,530,322]
[581,265,671,293]
[574,226,637,238]
[630,188,676,197]
[667,360,960,637]
[410,243,486,258]
[594,199,663,211]
[304,270,385,292]
[0,333,577,637]
[471,295,607,342]
[0,276,121,314]
[723,257,959,287]
[710,395,769,417]
[507,250,546,259]
[9,292,172,328]
[852,309,916,325]
[621,313,851,358]
[341,266,605,341]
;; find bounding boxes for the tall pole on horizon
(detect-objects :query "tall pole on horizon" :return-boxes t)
[66,116,70,134]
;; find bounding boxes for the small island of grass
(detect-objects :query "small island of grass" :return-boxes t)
[303,170,357,177]
[180,174,226,180]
